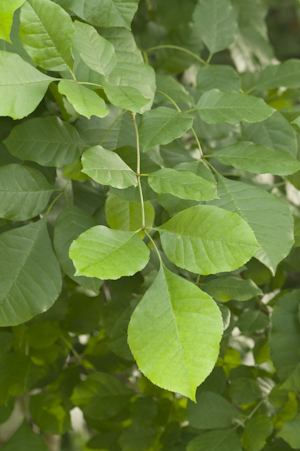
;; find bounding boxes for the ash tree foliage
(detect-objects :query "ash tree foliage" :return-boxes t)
[1,0,300,449]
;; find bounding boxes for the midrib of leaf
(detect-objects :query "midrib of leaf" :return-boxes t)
[161,231,257,248]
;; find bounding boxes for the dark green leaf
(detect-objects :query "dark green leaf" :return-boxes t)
[187,428,242,451]
[1,420,47,451]
[242,415,273,451]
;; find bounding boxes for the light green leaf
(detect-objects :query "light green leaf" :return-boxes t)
[211,142,300,176]
[0,164,55,221]
[197,65,241,92]
[128,264,223,400]
[62,159,89,181]
[19,0,74,71]
[69,225,150,280]
[103,82,150,114]
[0,0,25,43]
[81,145,137,189]
[139,107,194,152]
[253,60,300,91]
[187,428,242,451]
[0,51,53,119]
[242,415,273,451]
[278,414,300,450]
[4,116,83,167]
[193,0,238,54]
[197,90,275,125]
[0,353,31,404]
[70,0,139,30]
[71,372,133,419]
[53,204,102,293]
[148,168,218,201]
[202,276,262,302]
[1,420,47,451]
[187,391,239,429]
[73,21,116,78]
[30,392,71,435]
[157,205,260,275]
[58,80,108,119]
[208,175,294,274]
[0,219,62,326]
[242,111,298,158]
[105,192,155,232]
[269,290,300,381]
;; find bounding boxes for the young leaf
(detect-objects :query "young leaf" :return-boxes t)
[208,175,294,275]
[58,80,108,119]
[187,428,242,451]
[0,164,55,221]
[103,82,150,114]
[0,51,54,119]
[0,0,25,43]
[148,168,218,201]
[157,205,260,275]
[139,107,194,152]
[81,145,138,189]
[105,192,155,232]
[73,21,116,78]
[70,0,140,30]
[71,372,134,419]
[19,0,74,71]
[197,65,241,92]
[128,264,223,401]
[187,391,239,429]
[253,59,300,91]
[197,90,275,125]
[1,420,47,451]
[53,204,102,293]
[4,116,83,167]
[202,276,262,302]
[242,415,273,451]
[69,226,150,280]
[193,0,238,55]
[211,141,300,176]
[0,219,62,326]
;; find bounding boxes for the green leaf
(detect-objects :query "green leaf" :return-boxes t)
[197,65,241,92]
[63,292,102,334]
[157,205,260,275]
[4,116,83,167]
[0,0,25,43]
[253,59,300,91]
[0,219,62,326]
[119,425,157,451]
[187,428,242,451]
[25,321,62,348]
[103,82,150,114]
[105,192,155,232]
[211,141,300,175]
[202,276,262,302]
[269,290,300,381]
[237,310,269,335]
[242,111,298,158]
[148,168,218,201]
[81,146,137,189]
[71,372,133,419]
[197,90,275,125]
[69,226,150,280]
[30,392,71,435]
[0,353,31,403]
[0,164,55,221]
[0,51,53,119]
[0,399,14,425]
[186,391,239,429]
[242,415,273,451]
[158,194,199,216]
[70,0,139,30]
[1,420,47,451]
[58,80,108,119]
[73,21,116,78]
[156,75,194,107]
[128,264,223,401]
[208,175,294,274]
[139,107,194,152]
[54,204,102,293]
[229,377,261,404]
[19,0,74,71]
[278,414,300,450]
[193,0,238,54]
